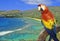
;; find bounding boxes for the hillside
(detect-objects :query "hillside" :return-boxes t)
[0,10,22,18]
[0,7,60,41]
[0,7,60,25]
[22,6,60,25]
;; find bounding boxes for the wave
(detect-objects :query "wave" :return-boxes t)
[0,17,41,36]
[0,24,31,36]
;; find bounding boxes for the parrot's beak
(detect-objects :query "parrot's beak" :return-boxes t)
[38,6,43,12]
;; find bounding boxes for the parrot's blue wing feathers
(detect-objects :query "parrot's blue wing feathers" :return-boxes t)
[44,26,59,41]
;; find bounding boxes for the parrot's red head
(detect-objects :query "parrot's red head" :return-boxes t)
[38,4,48,12]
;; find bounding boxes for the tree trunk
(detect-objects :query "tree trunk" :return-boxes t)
[37,26,60,41]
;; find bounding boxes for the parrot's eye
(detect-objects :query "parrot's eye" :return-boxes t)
[38,6,43,11]
[38,5,45,11]
[38,4,46,11]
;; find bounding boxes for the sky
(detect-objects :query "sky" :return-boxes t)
[0,0,60,11]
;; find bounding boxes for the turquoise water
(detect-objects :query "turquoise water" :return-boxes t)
[0,18,44,41]
[0,18,27,31]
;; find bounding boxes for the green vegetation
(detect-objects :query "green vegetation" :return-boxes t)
[0,7,60,41]
[0,10,23,18]
[0,7,60,25]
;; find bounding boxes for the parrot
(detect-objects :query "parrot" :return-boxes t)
[38,4,59,41]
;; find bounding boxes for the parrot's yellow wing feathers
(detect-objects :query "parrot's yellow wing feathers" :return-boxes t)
[42,19,56,30]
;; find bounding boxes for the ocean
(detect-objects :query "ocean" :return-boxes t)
[0,18,27,31]
[0,18,44,41]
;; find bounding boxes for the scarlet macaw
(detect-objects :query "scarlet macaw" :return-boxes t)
[38,4,59,41]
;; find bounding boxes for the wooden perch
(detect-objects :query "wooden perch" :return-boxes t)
[37,26,60,41]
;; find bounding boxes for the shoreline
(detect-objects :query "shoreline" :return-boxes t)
[26,17,41,22]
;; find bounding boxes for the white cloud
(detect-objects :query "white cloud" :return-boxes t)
[22,0,53,5]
